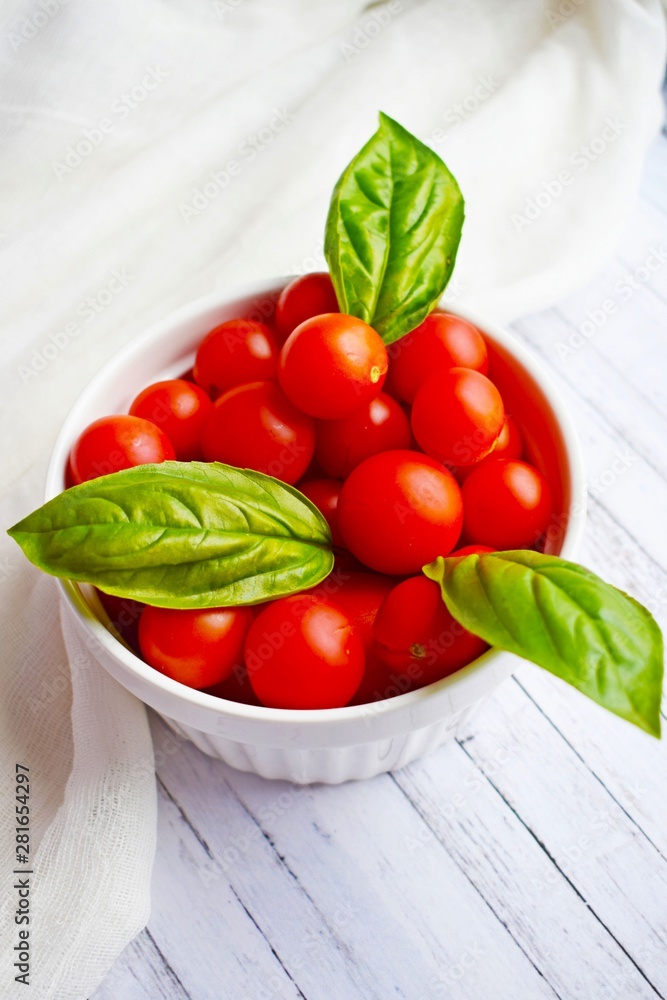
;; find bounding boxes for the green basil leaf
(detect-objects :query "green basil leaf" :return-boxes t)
[324,111,465,345]
[8,462,334,608]
[423,551,663,738]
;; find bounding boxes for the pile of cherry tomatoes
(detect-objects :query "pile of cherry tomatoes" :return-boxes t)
[70,273,553,710]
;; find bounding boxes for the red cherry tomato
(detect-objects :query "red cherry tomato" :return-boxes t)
[304,570,394,650]
[275,272,339,342]
[450,544,496,557]
[373,575,488,684]
[194,319,279,398]
[349,647,416,705]
[139,605,254,690]
[387,312,489,403]
[205,664,262,706]
[278,314,388,419]
[412,367,504,466]
[315,392,411,479]
[129,379,213,460]
[337,450,463,575]
[70,415,175,484]
[201,381,315,485]
[462,458,553,549]
[331,573,395,649]
[298,478,344,547]
[491,415,522,461]
[244,595,364,709]
[455,414,523,483]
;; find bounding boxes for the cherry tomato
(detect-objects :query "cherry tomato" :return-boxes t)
[205,663,262,706]
[315,392,411,479]
[201,381,315,485]
[454,414,523,483]
[297,478,344,547]
[275,272,339,342]
[278,314,388,419]
[450,544,496,557]
[332,573,395,648]
[337,450,463,574]
[412,367,504,466]
[462,458,553,548]
[387,312,489,403]
[139,605,254,690]
[193,319,279,398]
[491,415,522,461]
[348,647,417,705]
[245,595,364,709]
[304,570,394,649]
[373,575,488,683]
[129,379,213,460]
[70,415,175,484]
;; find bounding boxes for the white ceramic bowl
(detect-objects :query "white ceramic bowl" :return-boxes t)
[46,278,586,784]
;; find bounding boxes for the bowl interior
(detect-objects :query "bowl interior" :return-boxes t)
[485,338,568,554]
[45,279,586,734]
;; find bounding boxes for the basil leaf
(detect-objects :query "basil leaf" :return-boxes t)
[424,551,663,738]
[324,112,465,345]
[8,462,334,608]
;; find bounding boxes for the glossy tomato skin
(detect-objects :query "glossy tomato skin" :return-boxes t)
[139,605,254,690]
[278,314,388,419]
[303,570,395,650]
[491,415,522,461]
[462,458,553,549]
[457,414,524,484]
[450,544,496,557]
[348,647,416,705]
[244,595,364,709]
[205,663,262,706]
[129,379,213,460]
[70,415,176,484]
[372,575,488,684]
[201,381,315,485]
[193,319,279,398]
[297,478,345,547]
[337,450,463,575]
[412,367,504,466]
[315,392,411,479]
[275,272,339,342]
[388,312,489,403]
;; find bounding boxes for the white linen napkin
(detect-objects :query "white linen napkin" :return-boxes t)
[0,1,664,996]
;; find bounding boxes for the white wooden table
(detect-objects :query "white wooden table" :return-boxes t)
[92,127,667,1000]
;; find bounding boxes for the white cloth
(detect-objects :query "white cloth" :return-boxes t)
[0,1,664,996]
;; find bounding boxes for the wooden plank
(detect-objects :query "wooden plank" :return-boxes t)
[92,930,192,1000]
[155,716,560,1000]
[511,311,667,570]
[153,727,382,1000]
[456,682,667,995]
[581,495,667,616]
[512,306,667,488]
[550,267,667,426]
[144,774,305,1000]
[514,665,667,858]
[507,490,667,856]
[392,741,659,1000]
